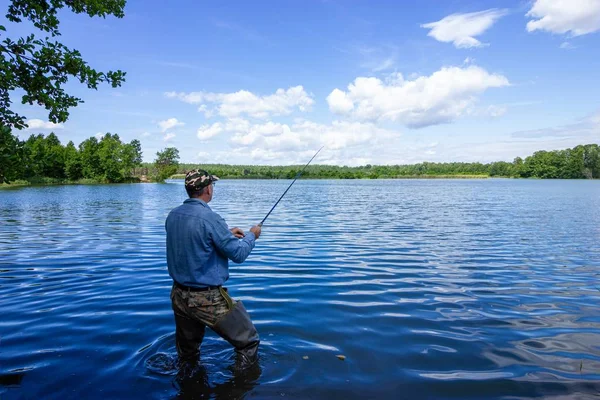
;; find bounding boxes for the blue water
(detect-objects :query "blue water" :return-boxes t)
[1,179,600,399]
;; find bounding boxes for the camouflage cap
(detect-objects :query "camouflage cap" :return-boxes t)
[184,169,219,190]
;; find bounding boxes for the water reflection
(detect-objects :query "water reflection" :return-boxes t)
[0,371,25,387]
[173,362,261,400]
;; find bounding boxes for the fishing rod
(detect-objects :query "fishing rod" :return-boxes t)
[258,146,324,227]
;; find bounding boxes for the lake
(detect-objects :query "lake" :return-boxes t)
[1,179,599,399]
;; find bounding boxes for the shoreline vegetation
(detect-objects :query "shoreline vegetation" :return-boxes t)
[169,173,490,180]
[1,128,599,188]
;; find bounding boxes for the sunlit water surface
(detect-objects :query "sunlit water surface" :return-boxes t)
[1,179,599,399]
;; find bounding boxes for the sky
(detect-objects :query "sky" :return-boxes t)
[2,0,600,165]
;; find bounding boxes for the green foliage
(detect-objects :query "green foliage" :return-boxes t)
[79,137,101,178]
[44,132,65,178]
[121,138,142,177]
[154,147,180,182]
[97,133,124,182]
[0,124,23,183]
[64,140,82,180]
[519,145,600,179]
[0,0,126,129]
[0,127,144,184]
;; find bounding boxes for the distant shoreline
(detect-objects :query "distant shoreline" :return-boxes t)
[169,174,491,180]
[4,175,599,189]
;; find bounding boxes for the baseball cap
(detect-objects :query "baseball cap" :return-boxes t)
[184,169,220,190]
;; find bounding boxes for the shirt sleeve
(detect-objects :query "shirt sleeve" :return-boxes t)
[209,214,256,264]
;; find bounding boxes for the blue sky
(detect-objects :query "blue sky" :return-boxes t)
[3,0,600,165]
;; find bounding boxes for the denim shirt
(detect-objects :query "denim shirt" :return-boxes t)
[165,198,256,287]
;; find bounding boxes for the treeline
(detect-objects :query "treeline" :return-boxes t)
[1,126,143,184]
[514,144,600,179]
[158,143,600,180]
[2,125,599,184]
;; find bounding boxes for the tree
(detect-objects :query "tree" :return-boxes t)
[43,132,65,178]
[583,144,600,179]
[121,138,142,177]
[79,136,101,178]
[97,132,123,182]
[22,133,47,177]
[154,147,179,182]
[64,140,82,180]
[0,125,23,183]
[0,0,126,129]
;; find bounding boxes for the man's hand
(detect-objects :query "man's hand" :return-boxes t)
[230,227,245,238]
[249,225,261,239]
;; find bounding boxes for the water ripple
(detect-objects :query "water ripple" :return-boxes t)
[1,179,600,399]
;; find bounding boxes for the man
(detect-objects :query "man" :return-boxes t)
[166,169,262,371]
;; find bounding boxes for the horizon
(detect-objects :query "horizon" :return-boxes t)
[2,0,599,166]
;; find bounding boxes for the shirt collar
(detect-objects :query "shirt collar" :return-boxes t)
[183,198,211,209]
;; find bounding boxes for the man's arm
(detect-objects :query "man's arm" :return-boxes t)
[210,216,257,264]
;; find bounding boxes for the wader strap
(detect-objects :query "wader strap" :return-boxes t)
[219,286,234,310]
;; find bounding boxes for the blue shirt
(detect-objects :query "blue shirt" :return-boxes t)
[165,198,256,287]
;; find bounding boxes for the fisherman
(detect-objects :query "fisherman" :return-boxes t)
[165,169,262,371]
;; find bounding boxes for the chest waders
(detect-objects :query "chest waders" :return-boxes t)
[212,287,260,370]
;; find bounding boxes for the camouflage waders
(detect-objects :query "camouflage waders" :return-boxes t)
[170,283,260,370]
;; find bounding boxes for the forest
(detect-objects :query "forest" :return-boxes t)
[1,127,599,185]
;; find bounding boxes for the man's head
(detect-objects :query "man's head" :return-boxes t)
[185,169,219,201]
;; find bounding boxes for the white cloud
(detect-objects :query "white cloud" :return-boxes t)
[164,133,176,142]
[224,118,251,132]
[327,89,354,114]
[327,65,509,128]
[95,132,105,140]
[421,9,508,48]
[25,119,64,130]
[165,86,314,119]
[198,105,214,118]
[227,119,397,152]
[197,123,224,140]
[158,118,184,132]
[526,0,600,36]
[207,146,375,166]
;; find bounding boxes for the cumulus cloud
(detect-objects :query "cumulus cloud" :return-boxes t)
[223,118,396,152]
[326,89,354,114]
[164,133,176,142]
[421,9,508,48]
[25,119,64,130]
[197,123,224,140]
[95,132,105,140]
[165,86,314,119]
[158,118,184,132]
[526,0,600,36]
[198,105,214,118]
[327,66,509,128]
